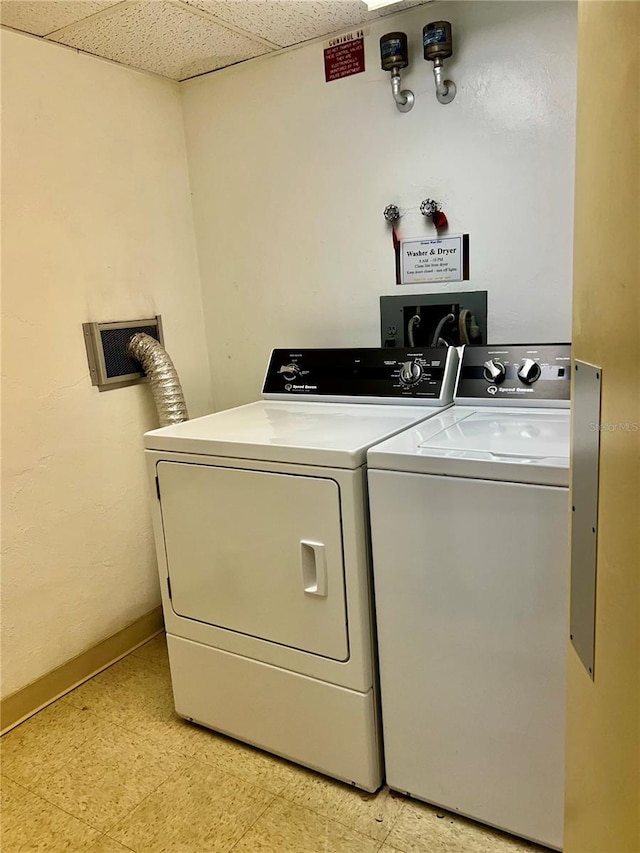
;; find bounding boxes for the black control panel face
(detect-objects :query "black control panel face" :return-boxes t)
[456,344,571,403]
[263,348,454,401]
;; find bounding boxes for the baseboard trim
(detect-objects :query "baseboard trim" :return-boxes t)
[1,606,164,734]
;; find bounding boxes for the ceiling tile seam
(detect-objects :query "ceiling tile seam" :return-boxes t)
[43,0,133,39]
[40,0,281,54]
[176,51,268,83]
[2,26,179,83]
[177,4,406,85]
[1,14,261,83]
[61,46,161,79]
[171,0,283,50]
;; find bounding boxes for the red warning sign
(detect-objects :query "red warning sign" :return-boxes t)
[324,30,365,83]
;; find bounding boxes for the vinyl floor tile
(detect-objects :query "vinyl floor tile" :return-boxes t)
[87,835,135,852]
[61,653,197,756]
[1,775,100,851]
[281,770,404,841]
[1,645,548,853]
[63,653,173,722]
[231,798,381,853]
[1,701,100,788]
[107,760,273,853]
[26,717,186,832]
[384,798,544,853]
[129,633,170,671]
[182,724,306,795]
[65,647,307,794]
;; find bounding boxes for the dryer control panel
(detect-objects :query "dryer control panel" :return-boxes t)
[455,344,571,406]
[263,347,458,405]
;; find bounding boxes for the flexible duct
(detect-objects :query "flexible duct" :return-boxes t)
[127,332,189,426]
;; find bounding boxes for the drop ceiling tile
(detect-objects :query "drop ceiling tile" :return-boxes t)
[185,0,429,48]
[48,0,272,80]
[0,1,120,36]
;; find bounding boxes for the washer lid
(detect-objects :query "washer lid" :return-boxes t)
[144,400,450,469]
[419,410,569,458]
[367,407,570,486]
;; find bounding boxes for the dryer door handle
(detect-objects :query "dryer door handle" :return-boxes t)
[300,540,328,597]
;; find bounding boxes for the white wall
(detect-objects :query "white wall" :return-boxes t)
[1,30,212,698]
[182,0,577,411]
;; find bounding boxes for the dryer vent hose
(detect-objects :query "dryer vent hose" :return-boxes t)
[127,332,189,426]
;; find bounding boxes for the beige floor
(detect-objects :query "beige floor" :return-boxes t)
[1,635,546,852]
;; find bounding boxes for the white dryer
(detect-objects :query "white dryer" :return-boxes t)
[144,346,458,792]
[367,344,571,847]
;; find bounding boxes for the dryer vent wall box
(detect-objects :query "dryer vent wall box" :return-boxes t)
[83,316,163,391]
[142,346,459,792]
[380,292,488,348]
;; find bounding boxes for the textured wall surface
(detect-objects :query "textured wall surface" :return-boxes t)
[1,30,212,698]
[182,0,578,411]
[564,3,640,851]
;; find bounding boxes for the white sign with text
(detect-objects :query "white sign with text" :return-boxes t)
[400,235,465,284]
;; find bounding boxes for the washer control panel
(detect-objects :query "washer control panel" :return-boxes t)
[263,347,458,405]
[456,344,571,405]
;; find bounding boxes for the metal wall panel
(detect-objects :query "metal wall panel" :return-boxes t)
[570,361,602,679]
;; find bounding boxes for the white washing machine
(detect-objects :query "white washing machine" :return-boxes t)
[367,344,571,846]
[144,346,458,792]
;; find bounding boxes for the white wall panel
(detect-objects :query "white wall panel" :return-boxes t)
[1,30,212,697]
[181,1,577,411]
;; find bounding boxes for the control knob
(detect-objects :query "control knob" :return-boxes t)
[483,359,506,384]
[278,363,300,382]
[517,358,542,385]
[399,360,423,385]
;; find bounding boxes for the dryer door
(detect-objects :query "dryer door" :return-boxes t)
[157,462,349,661]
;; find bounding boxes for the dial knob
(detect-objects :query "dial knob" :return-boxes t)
[483,359,506,384]
[517,358,541,385]
[399,361,422,385]
[278,363,300,382]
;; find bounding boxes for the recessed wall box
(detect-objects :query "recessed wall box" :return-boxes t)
[380,292,488,348]
[83,316,164,391]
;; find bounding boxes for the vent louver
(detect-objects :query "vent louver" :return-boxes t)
[83,316,164,391]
